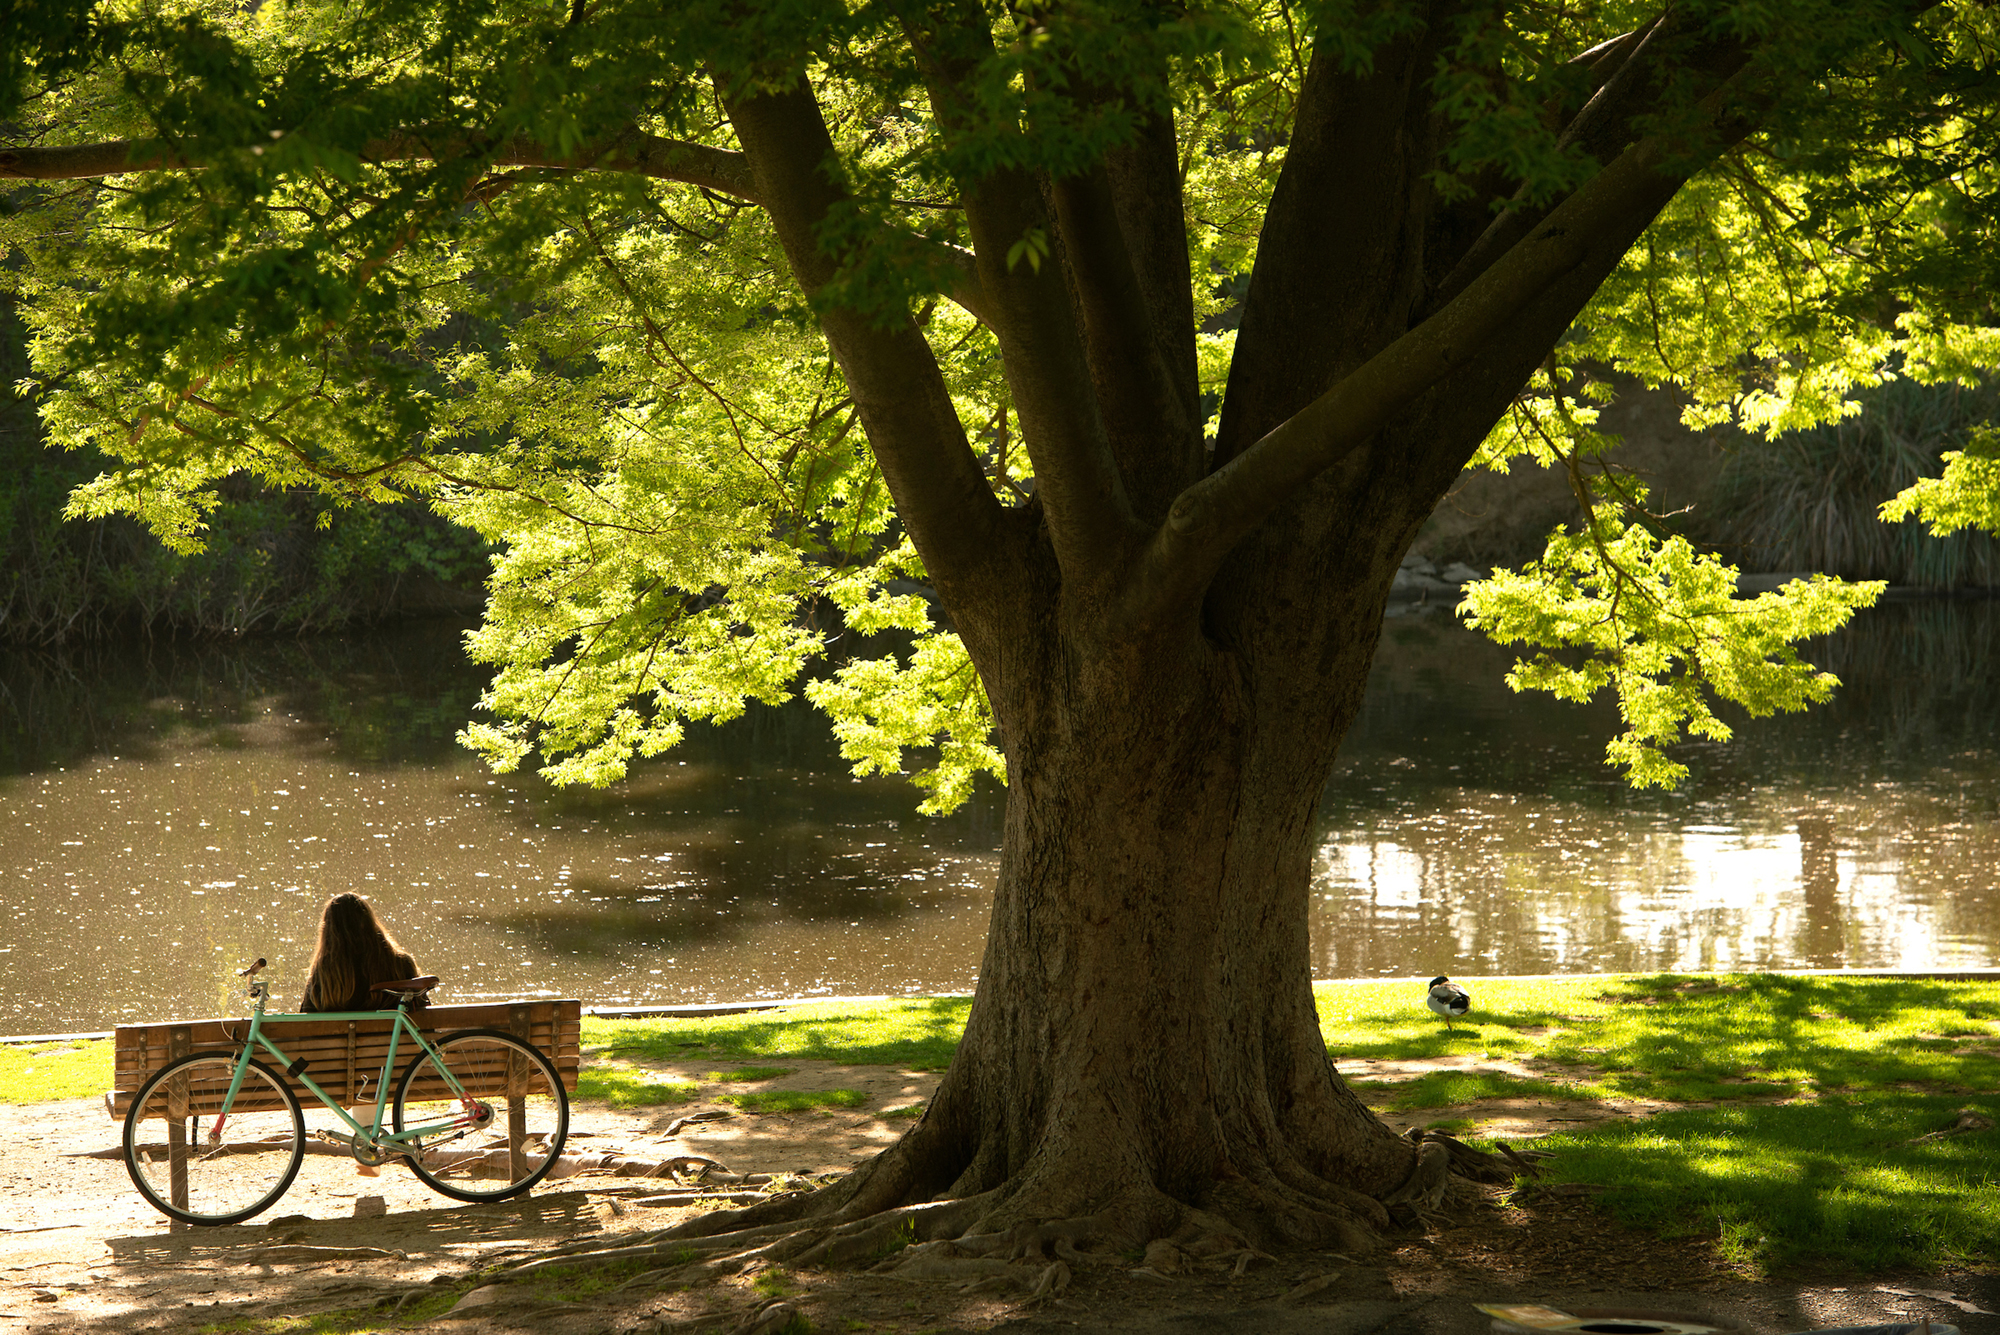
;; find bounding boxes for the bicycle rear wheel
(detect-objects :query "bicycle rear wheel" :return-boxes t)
[124,1054,305,1226]
[392,1028,569,1201]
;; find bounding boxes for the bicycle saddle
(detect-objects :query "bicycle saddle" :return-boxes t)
[373,975,439,995]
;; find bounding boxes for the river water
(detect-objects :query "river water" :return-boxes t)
[3,599,1996,1033]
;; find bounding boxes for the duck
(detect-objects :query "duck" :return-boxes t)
[1427,976,1471,1032]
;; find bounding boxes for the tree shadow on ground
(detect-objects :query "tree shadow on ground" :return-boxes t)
[1545,1091,2000,1273]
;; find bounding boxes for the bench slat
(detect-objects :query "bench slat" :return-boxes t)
[113,1018,583,1067]
[110,1000,582,1120]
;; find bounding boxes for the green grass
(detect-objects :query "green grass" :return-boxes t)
[1539,1093,2000,1273]
[1311,973,2000,1104]
[574,1067,701,1107]
[193,1283,472,1334]
[0,1039,113,1103]
[720,1088,869,1114]
[1313,971,1999,1274]
[581,995,971,1070]
[518,1257,661,1301]
[1350,1071,1611,1111]
[706,1066,795,1081]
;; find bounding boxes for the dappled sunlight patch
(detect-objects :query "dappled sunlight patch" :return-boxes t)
[1379,1070,1612,1111]
[719,1088,869,1114]
[0,1039,113,1104]
[582,996,971,1070]
[577,1064,701,1107]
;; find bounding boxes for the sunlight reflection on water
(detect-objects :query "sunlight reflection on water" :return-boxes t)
[1312,598,2000,979]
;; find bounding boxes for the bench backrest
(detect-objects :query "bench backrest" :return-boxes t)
[109,1000,581,1120]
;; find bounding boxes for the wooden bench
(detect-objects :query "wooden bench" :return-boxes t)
[110,1000,581,1211]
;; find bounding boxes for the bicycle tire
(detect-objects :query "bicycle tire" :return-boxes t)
[391,1027,569,1202]
[123,1053,306,1226]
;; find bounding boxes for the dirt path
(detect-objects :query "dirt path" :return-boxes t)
[6,1055,1996,1335]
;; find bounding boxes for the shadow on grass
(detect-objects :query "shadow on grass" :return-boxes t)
[1545,1092,2000,1273]
[1552,974,2000,1101]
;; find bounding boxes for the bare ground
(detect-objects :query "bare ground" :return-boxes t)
[6,1053,1996,1335]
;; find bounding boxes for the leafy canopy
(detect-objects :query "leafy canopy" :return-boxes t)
[4,0,1999,797]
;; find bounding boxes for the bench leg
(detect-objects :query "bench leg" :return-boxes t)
[506,1046,528,1184]
[167,1025,193,1227]
[166,1069,190,1222]
[168,1119,189,1213]
[506,1004,540,1188]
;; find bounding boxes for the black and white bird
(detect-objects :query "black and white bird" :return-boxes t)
[1426,976,1471,1032]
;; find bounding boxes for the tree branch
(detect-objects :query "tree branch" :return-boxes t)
[1134,128,1699,619]
[0,126,759,196]
[1420,8,1751,318]
[718,82,1018,639]
[889,18,1135,582]
[896,1,1143,582]
[1209,19,1446,468]
[0,126,995,325]
[1101,108,1202,475]
[1059,101,1206,522]
[1048,162,1193,522]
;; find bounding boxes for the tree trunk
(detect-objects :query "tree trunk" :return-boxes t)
[751,509,1456,1258]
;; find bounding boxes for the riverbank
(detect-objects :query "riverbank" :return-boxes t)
[12,967,2000,1047]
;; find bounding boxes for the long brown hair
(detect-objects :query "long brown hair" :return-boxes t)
[304,893,413,1010]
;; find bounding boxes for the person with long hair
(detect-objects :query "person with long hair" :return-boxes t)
[299,892,429,1013]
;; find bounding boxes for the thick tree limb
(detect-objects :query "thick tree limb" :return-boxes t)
[1134,129,1695,618]
[1101,109,1200,445]
[958,170,1141,584]
[1049,163,1193,522]
[0,127,759,196]
[0,125,994,329]
[719,83,1019,639]
[901,0,1142,583]
[1209,20,1445,467]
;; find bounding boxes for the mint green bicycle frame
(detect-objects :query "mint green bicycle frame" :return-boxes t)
[212,979,480,1154]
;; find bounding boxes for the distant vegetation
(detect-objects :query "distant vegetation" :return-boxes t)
[0,300,490,645]
[1710,377,2000,588]
[1419,375,2000,588]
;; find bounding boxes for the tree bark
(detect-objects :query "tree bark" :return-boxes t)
[918,600,1409,1251]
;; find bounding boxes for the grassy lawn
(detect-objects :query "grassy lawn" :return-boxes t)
[13,975,1997,1275]
[1312,972,2000,1272]
[580,996,972,1070]
[0,1038,116,1103]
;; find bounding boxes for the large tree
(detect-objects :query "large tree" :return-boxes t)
[6,0,1999,1267]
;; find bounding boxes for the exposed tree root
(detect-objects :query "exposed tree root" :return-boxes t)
[469,1093,1540,1324]
[1906,1107,1995,1144]
[1413,1127,1535,1184]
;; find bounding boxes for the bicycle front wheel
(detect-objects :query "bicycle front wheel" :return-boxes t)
[392,1028,569,1201]
[124,1054,305,1226]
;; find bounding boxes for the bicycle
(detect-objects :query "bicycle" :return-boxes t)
[122,960,570,1226]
